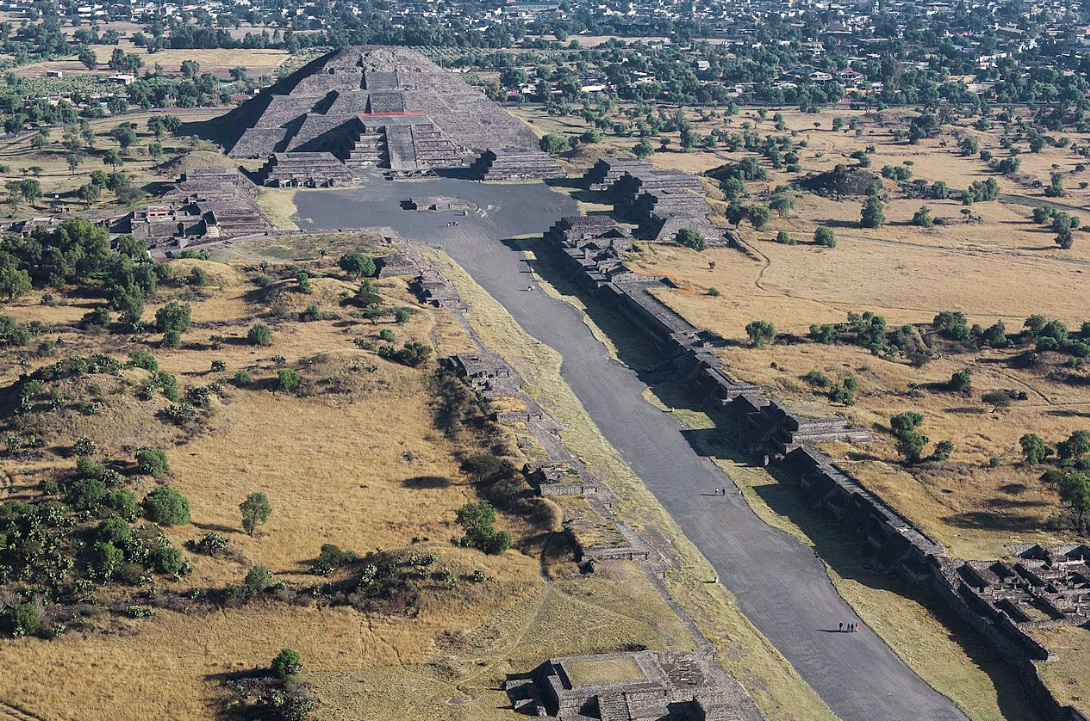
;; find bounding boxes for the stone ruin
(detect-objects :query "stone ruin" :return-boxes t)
[783,447,943,582]
[410,269,467,311]
[374,252,420,278]
[581,159,720,245]
[469,147,564,181]
[255,152,359,187]
[125,166,272,247]
[731,396,871,457]
[951,545,1090,651]
[223,46,540,182]
[441,352,519,397]
[506,650,766,720]
[582,157,652,192]
[526,462,601,497]
[406,195,475,212]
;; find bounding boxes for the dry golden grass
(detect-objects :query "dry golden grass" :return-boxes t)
[0,111,226,218]
[564,655,645,685]
[0,244,705,721]
[1033,625,1090,711]
[16,42,287,79]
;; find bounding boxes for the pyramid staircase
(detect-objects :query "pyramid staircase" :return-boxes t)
[341,121,388,168]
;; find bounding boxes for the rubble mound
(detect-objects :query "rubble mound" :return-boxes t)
[797,164,883,196]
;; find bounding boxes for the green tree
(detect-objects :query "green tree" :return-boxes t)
[271,648,303,678]
[247,323,273,346]
[136,447,169,476]
[982,390,1012,413]
[633,139,655,159]
[581,128,602,144]
[11,602,41,638]
[912,206,934,228]
[455,501,511,555]
[109,124,138,150]
[155,301,192,337]
[861,196,885,228]
[814,227,836,247]
[103,150,123,168]
[355,280,381,309]
[0,264,31,301]
[1020,433,1050,464]
[747,204,772,230]
[338,252,375,279]
[1058,430,1090,462]
[277,368,300,391]
[244,565,273,595]
[78,182,101,206]
[142,486,191,525]
[949,368,973,392]
[768,193,795,217]
[745,320,775,347]
[891,412,928,464]
[675,227,706,250]
[239,492,272,536]
[1043,471,1090,531]
[539,133,569,154]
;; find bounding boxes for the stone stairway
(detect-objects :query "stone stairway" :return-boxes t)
[410,123,467,169]
[385,124,419,171]
[341,122,387,168]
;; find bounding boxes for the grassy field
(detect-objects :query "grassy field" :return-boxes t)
[0,232,709,721]
[0,108,234,218]
[519,105,1090,562]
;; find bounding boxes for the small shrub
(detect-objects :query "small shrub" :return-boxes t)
[142,486,191,526]
[814,226,836,247]
[135,447,169,476]
[247,323,273,347]
[277,368,300,391]
[244,566,274,595]
[271,648,303,678]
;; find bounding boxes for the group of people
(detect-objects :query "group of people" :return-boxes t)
[837,622,861,633]
[713,487,734,495]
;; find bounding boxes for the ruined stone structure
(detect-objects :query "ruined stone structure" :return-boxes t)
[410,269,467,311]
[783,447,942,582]
[224,46,540,181]
[126,167,272,247]
[506,651,766,720]
[374,252,420,278]
[527,462,601,496]
[255,152,359,187]
[406,195,474,212]
[580,160,720,244]
[442,352,518,397]
[469,147,564,181]
[734,397,871,456]
[582,157,652,192]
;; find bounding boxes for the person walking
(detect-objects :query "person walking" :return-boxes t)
[838,622,843,632]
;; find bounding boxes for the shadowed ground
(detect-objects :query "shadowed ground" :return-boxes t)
[294,177,968,721]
